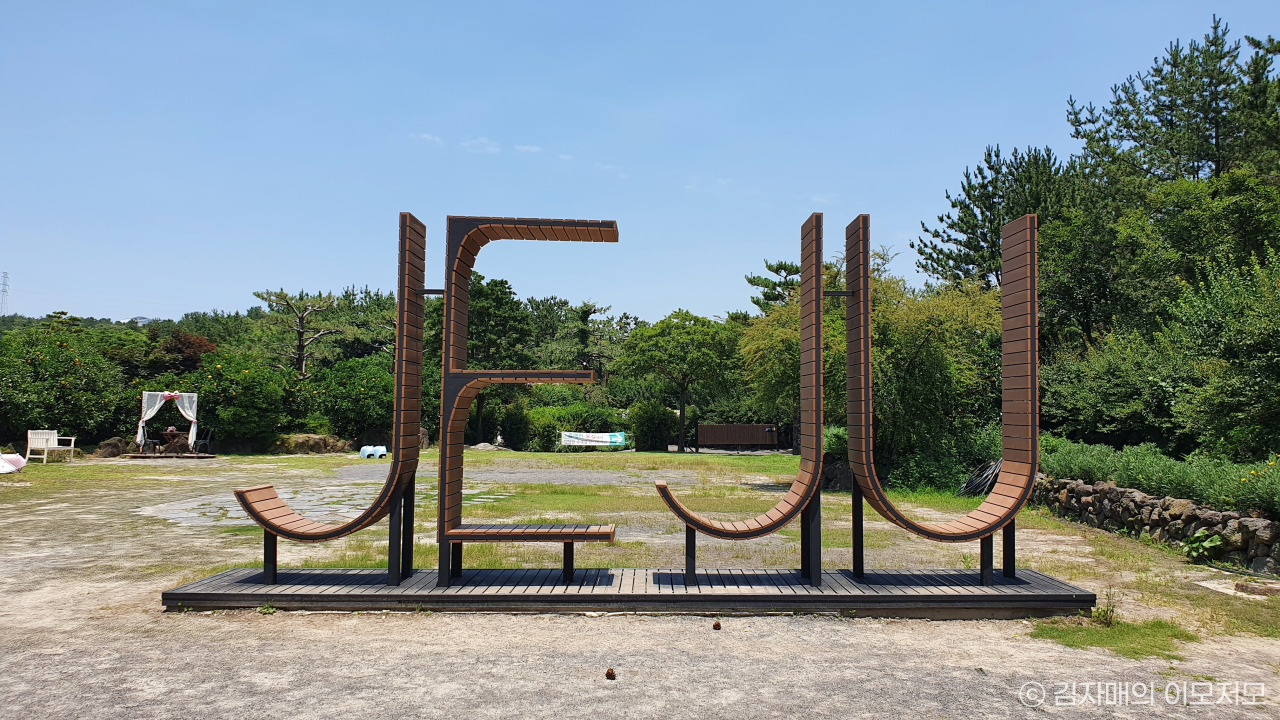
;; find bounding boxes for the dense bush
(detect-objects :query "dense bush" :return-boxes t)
[1166,249,1280,460]
[822,425,847,458]
[498,401,532,450]
[1040,436,1280,518]
[628,399,678,451]
[1041,331,1195,454]
[312,355,394,439]
[191,353,287,441]
[0,328,131,442]
[526,408,561,452]
[518,403,626,452]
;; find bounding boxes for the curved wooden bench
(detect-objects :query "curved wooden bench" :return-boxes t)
[233,212,426,583]
[437,217,621,586]
[655,213,825,585]
[845,214,1039,567]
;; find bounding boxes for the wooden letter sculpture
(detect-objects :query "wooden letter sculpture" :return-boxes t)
[234,213,426,585]
[436,217,620,587]
[845,214,1039,584]
[656,213,825,586]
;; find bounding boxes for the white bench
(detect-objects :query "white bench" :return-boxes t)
[26,430,76,464]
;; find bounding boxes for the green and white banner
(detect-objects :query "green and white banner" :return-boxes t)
[560,432,627,446]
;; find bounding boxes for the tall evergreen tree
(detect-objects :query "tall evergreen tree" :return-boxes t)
[1068,17,1280,183]
[911,145,1066,287]
[745,260,801,312]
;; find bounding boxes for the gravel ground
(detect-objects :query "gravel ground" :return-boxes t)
[1,458,1277,719]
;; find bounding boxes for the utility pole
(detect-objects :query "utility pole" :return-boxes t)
[0,272,9,316]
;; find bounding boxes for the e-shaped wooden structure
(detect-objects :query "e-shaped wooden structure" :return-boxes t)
[233,213,426,585]
[657,213,825,586]
[436,217,620,587]
[843,214,1039,584]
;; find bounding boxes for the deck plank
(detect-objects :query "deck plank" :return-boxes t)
[163,567,1095,615]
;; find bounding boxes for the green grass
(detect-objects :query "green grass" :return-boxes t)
[883,487,984,514]
[779,525,898,549]
[1030,619,1198,660]
[218,524,264,536]
[465,450,802,475]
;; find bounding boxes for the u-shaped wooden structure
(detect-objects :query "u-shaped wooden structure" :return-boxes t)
[234,212,426,584]
[845,214,1039,555]
[656,213,825,585]
[436,216,620,586]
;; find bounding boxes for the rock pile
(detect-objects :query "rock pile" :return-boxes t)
[1034,477,1279,574]
[267,434,353,454]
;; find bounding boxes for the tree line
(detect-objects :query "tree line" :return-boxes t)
[1,18,1277,489]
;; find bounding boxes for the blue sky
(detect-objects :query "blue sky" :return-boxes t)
[2,1,1277,322]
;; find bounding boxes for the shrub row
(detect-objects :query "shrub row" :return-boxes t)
[1040,436,1280,518]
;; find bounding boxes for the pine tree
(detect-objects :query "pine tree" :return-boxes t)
[745,260,801,312]
[1066,16,1280,182]
[911,146,1066,287]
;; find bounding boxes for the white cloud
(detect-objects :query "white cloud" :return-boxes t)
[811,193,836,203]
[460,136,500,153]
[413,133,444,144]
[595,162,627,180]
[559,154,573,160]
[514,145,541,153]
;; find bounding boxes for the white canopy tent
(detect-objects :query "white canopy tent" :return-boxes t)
[135,391,198,447]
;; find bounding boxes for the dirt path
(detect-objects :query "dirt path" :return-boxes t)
[1,458,1277,718]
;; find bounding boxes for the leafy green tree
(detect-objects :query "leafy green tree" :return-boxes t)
[466,273,535,442]
[190,353,287,442]
[1040,331,1196,454]
[313,355,395,440]
[498,400,532,450]
[0,327,130,443]
[627,399,679,451]
[615,310,736,452]
[525,295,576,369]
[1122,168,1280,284]
[176,310,255,348]
[1167,248,1280,459]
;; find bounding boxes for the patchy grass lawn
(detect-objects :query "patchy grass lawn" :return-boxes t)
[14,449,1280,646]
[1029,618,1198,660]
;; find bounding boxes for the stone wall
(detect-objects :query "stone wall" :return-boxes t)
[1033,477,1279,574]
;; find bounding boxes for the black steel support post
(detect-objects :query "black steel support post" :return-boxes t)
[980,534,994,586]
[800,488,822,587]
[450,541,462,578]
[1003,519,1016,578]
[800,510,811,579]
[851,484,864,578]
[437,532,451,587]
[263,531,277,585]
[386,490,403,586]
[684,525,697,586]
[563,542,575,583]
[400,479,415,580]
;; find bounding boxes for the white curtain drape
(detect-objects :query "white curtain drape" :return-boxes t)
[135,392,168,445]
[175,393,198,445]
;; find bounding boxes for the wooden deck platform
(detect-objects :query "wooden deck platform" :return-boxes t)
[163,568,1095,618]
